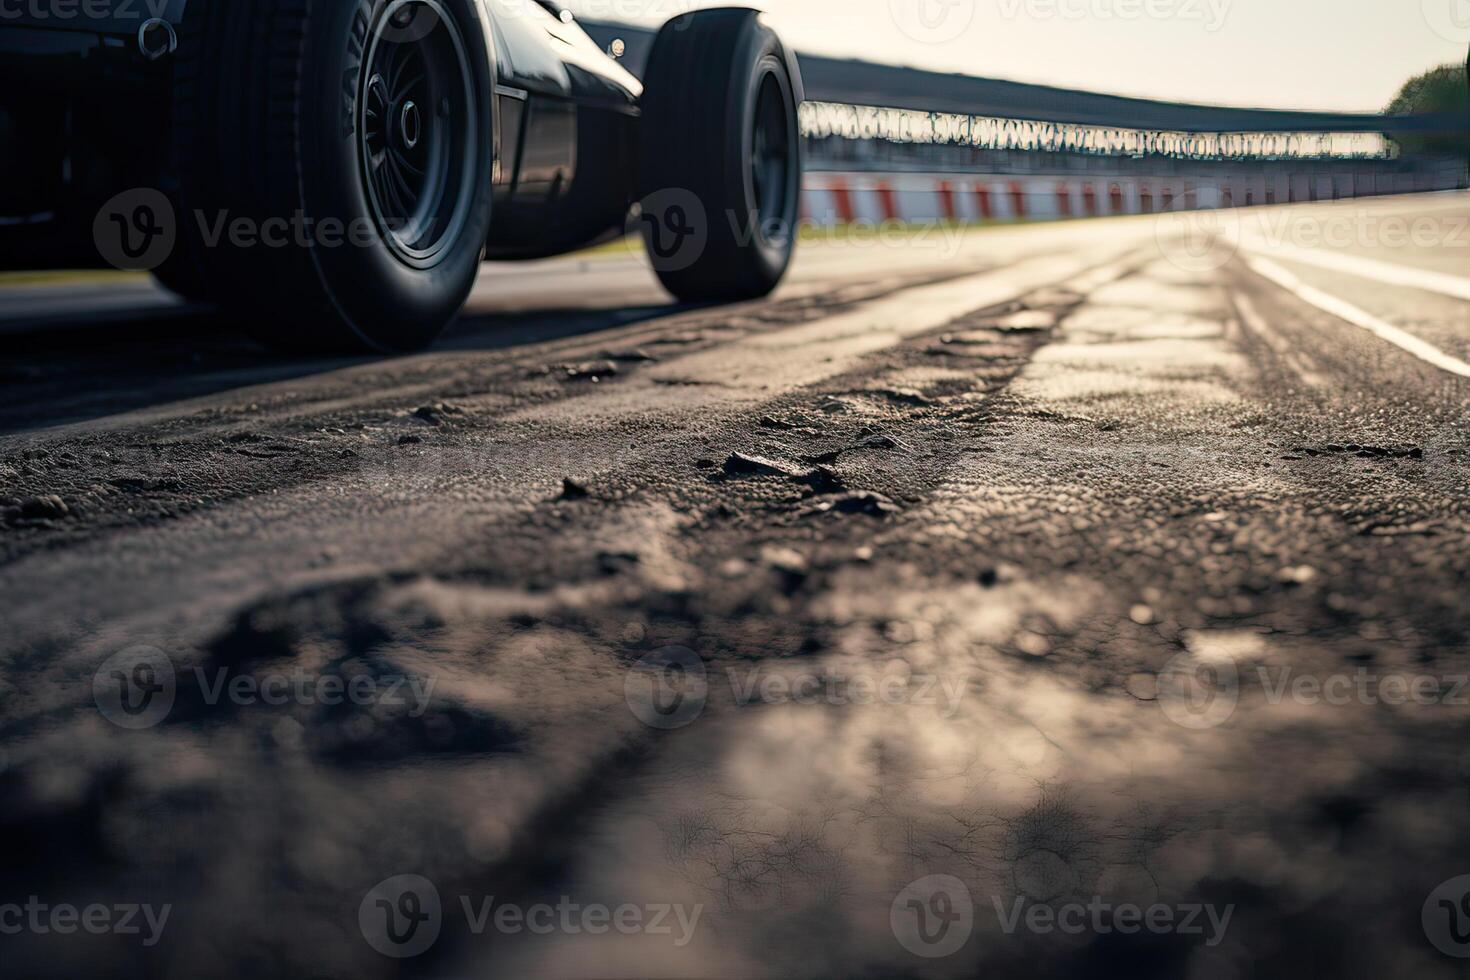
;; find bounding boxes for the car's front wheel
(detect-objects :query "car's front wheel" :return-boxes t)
[171,0,495,352]
[638,9,804,304]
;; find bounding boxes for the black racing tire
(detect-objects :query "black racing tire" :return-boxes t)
[638,9,803,303]
[171,0,496,352]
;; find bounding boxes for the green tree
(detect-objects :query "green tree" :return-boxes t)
[1383,63,1468,158]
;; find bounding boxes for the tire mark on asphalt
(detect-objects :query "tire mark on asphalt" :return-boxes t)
[0,266,1000,567]
[0,262,1111,858]
[515,247,1138,422]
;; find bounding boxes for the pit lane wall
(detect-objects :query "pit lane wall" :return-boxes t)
[799,168,1467,226]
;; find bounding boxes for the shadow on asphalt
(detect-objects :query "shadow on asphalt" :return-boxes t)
[0,300,686,437]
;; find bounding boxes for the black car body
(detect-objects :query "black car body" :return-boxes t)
[0,0,805,349]
[0,0,652,265]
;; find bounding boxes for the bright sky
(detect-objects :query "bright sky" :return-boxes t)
[567,0,1468,112]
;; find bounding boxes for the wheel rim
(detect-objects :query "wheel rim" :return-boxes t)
[359,0,478,268]
[750,68,795,246]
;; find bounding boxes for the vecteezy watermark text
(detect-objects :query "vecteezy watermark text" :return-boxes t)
[1250,209,1470,251]
[996,0,1231,30]
[1257,666,1469,708]
[890,874,1233,958]
[1156,647,1470,730]
[359,875,701,958]
[93,645,437,730]
[0,0,171,21]
[624,646,971,730]
[0,898,171,947]
[993,895,1233,946]
[724,666,968,717]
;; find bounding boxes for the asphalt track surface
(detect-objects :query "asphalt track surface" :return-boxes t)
[2,193,1469,978]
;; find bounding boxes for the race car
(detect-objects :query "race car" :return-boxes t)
[0,0,803,351]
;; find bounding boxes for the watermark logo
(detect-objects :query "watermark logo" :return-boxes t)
[796,214,969,259]
[891,874,974,958]
[93,645,177,730]
[1156,648,1239,729]
[191,209,382,251]
[726,667,968,718]
[93,188,175,272]
[358,876,702,957]
[996,0,1231,31]
[1250,208,1470,251]
[360,874,442,958]
[1423,875,1470,958]
[890,0,976,43]
[1156,659,1470,730]
[623,650,971,730]
[629,188,708,274]
[92,646,437,730]
[98,189,409,266]
[1257,667,1469,708]
[624,646,707,730]
[1422,0,1470,42]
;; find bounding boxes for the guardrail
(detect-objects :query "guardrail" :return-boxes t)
[580,18,1467,217]
[800,168,1466,227]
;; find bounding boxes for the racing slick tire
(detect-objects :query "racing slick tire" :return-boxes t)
[638,8,804,303]
[171,0,495,352]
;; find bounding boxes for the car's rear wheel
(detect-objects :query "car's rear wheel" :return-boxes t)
[638,9,803,303]
[171,0,495,352]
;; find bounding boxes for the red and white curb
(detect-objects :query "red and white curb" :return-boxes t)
[800,171,1457,225]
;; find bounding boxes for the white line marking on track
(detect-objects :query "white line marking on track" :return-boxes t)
[1246,257,1470,379]
[1242,239,1470,302]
